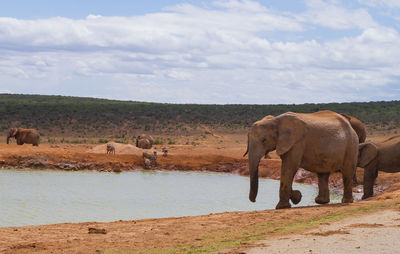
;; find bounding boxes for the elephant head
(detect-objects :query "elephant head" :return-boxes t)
[358,142,378,168]
[244,113,307,202]
[340,113,366,143]
[7,128,18,144]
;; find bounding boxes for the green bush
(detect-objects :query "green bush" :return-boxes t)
[154,138,164,145]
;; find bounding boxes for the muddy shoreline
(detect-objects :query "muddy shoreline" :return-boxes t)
[0,150,364,196]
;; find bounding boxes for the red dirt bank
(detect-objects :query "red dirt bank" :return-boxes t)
[1,141,400,253]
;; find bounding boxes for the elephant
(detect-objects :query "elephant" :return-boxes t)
[340,113,366,143]
[137,138,152,149]
[340,113,367,184]
[358,135,400,199]
[136,134,154,149]
[106,144,115,154]
[244,110,358,209]
[7,128,40,146]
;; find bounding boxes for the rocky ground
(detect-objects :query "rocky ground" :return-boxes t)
[1,134,400,253]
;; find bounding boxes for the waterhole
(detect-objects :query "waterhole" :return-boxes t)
[0,169,341,227]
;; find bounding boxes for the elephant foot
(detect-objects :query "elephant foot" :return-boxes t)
[275,201,291,209]
[362,193,372,200]
[341,196,354,203]
[290,190,302,205]
[315,195,330,204]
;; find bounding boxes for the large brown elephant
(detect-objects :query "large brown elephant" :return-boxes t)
[244,111,358,209]
[358,135,400,199]
[340,113,367,184]
[7,128,40,146]
[136,134,154,149]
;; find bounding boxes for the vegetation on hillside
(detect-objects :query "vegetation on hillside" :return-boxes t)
[0,94,399,139]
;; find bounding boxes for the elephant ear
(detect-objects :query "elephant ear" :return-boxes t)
[358,142,378,168]
[276,114,308,156]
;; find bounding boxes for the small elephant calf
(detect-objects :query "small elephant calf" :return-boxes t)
[106,144,115,155]
[358,135,400,199]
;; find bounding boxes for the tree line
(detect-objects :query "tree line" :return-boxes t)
[0,94,398,138]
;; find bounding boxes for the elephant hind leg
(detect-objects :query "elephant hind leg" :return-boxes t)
[315,173,330,204]
[341,164,355,204]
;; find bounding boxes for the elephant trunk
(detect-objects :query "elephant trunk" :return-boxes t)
[249,150,261,202]
[6,134,10,144]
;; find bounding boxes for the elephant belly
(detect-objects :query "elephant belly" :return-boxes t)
[299,130,349,173]
[300,148,345,173]
[379,160,400,173]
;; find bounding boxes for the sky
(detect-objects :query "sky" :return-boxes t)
[0,0,400,104]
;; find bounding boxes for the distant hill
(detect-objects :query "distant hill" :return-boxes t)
[0,94,399,140]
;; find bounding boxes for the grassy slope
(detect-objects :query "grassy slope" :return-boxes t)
[0,94,399,140]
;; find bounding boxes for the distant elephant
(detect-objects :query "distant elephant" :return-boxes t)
[358,135,400,199]
[137,138,151,149]
[136,134,154,149]
[340,113,367,184]
[244,111,358,209]
[7,128,40,146]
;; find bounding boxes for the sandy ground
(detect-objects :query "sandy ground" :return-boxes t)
[1,133,400,253]
[246,208,400,254]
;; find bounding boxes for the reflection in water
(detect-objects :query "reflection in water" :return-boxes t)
[0,169,341,227]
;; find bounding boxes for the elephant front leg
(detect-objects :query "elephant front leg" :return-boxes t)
[315,173,330,204]
[362,164,377,199]
[276,161,300,209]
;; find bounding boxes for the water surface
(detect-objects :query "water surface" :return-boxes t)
[0,169,341,227]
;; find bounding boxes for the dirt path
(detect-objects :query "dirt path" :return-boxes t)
[245,208,400,254]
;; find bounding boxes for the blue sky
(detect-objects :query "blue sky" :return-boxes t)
[0,0,200,18]
[0,0,399,104]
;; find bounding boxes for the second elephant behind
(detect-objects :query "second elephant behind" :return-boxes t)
[358,135,400,199]
[136,134,154,149]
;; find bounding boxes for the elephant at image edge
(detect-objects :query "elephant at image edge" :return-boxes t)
[340,113,367,184]
[244,110,358,209]
[358,135,400,199]
[136,134,154,149]
[7,128,40,146]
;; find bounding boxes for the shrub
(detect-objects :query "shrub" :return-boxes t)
[98,138,109,144]
[154,138,164,145]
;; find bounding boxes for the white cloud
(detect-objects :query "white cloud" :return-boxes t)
[0,0,399,104]
[358,0,400,8]
[299,0,377,29]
